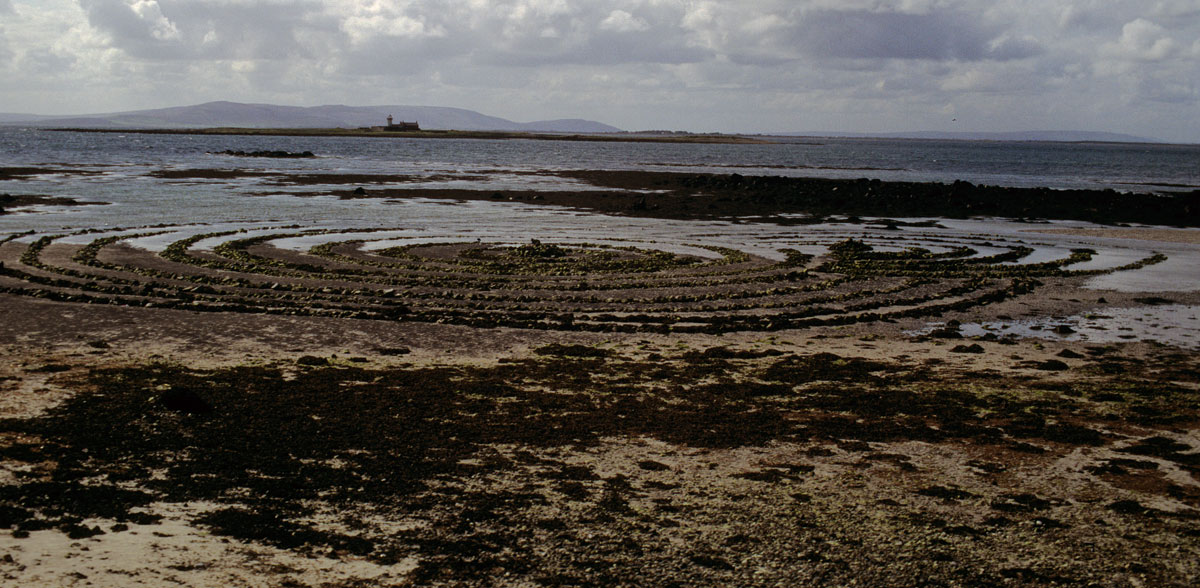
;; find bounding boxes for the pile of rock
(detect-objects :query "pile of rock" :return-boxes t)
[210,150,315,158]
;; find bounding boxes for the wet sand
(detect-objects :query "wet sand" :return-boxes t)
[1034,226,1200,245]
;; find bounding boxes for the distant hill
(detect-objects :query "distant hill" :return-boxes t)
[781,130,1159,143]
[0,101,623,134]
[0,113,54,123]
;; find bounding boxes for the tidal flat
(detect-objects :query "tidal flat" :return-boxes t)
[0,164,1198,586]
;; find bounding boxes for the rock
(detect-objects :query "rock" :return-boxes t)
[159,388,214,414]
[1134,296,1174,306]
[534,343,610,357]
[1108,500,1150,515]
[690,554,735,571]
[1036,359,1070,371]
[929,328,963,339]
[1056,349,1085,359]
[917,485,975,501]
[212,150,315,158]
[637,460,671,472]
[27,364,70,373]
[64,524,105,539]
[950,344,985,354]
[990,493,1053,513]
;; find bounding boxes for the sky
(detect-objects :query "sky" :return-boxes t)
[1,0,1198,141]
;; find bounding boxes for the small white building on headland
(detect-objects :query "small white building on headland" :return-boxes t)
[376,115,419,131]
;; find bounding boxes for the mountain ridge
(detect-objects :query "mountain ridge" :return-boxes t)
[1,102,1163,143]
[0,101,624,134]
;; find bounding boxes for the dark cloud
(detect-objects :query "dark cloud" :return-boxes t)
[75,0,708,70]
[77,0,164,51]
[78,0,336,60]
[479,30,711,67]
[20,47,76,72]
[1141,81,1199,104]
[336,37,470,76]
[468,3,711,67]
[793,10,1013,61]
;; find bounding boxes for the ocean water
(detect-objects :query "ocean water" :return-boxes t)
[2,127,1197,230]
[1,126,1196,270]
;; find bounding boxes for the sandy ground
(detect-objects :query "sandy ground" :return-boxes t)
[1031,227,1200,245]
[0,222,1197,586]
[1,284,1198,586]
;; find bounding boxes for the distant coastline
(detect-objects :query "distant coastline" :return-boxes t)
[47,127,770,145]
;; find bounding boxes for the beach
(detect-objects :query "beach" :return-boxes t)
[3,0,1200,580]
[0,205,1198,586]
[0,131,1198,586]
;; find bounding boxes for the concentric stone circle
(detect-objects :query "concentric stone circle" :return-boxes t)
[0,225,1165,333]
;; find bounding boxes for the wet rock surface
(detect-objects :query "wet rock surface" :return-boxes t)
[0,192,106,214]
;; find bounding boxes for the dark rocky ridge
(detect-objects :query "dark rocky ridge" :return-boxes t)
[300,170,1200,227]
[558,171,1200,227]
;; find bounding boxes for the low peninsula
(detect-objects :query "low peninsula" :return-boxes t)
[49,127,771,144]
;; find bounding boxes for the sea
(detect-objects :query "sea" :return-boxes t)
[1,127,1199,348]
[2,127,1198,228]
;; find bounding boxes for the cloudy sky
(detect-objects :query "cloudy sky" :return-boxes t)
[1,0,1198,141]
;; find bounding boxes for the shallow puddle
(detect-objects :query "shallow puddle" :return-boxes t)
[914,304,1200,349]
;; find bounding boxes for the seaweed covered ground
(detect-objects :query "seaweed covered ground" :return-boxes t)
[0,285,1197,586]
[297,170,1200,227]
[98,165,1200,227]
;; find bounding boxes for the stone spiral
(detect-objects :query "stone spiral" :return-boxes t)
[0,226,1165,333]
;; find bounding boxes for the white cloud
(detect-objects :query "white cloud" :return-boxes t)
[1111,18,1177,61]
[129,0,179,41]
[599,10,650,33]
[342,13,444,43]
[1150,0,1200,19]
